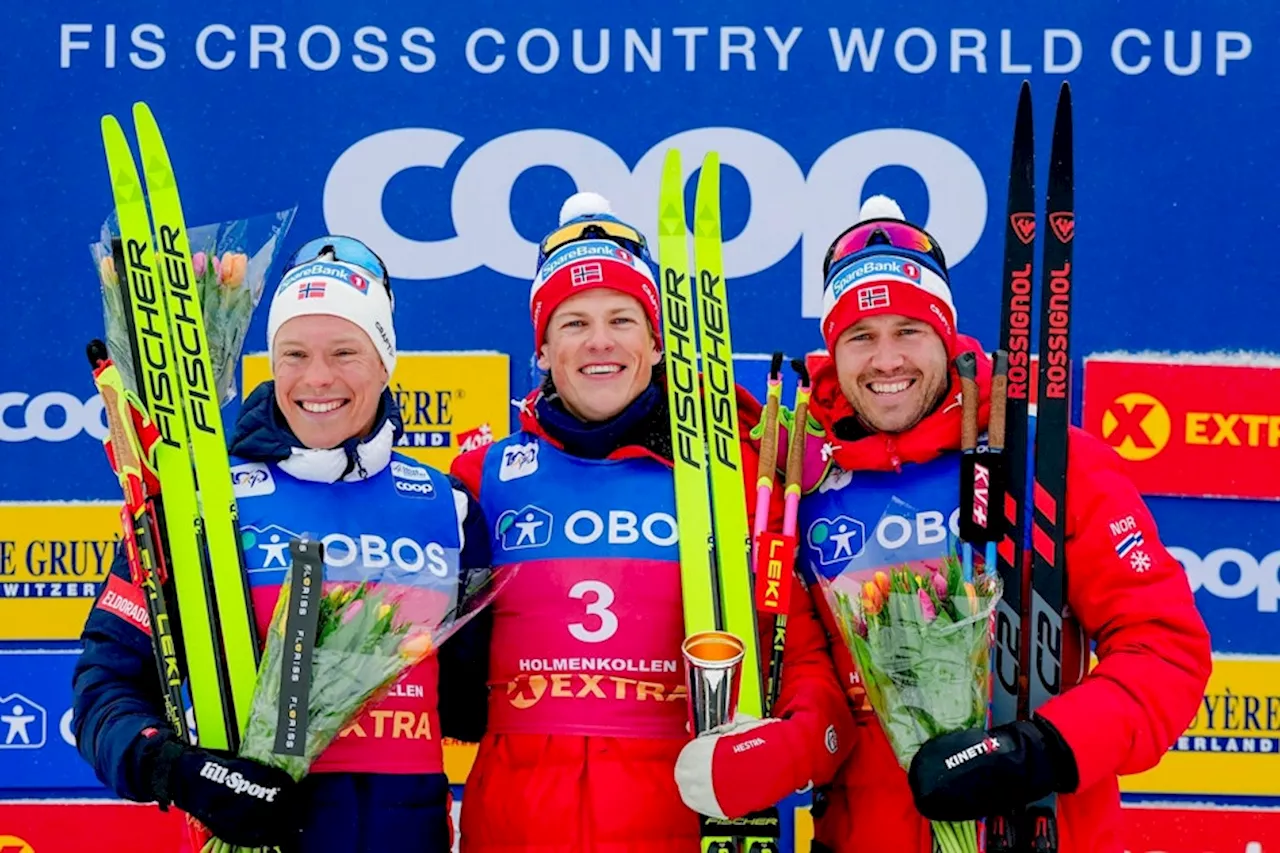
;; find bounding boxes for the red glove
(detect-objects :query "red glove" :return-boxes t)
[674,715,842,819]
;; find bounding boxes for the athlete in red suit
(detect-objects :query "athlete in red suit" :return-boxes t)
[674,196,1212,853]
[448,193,855,852]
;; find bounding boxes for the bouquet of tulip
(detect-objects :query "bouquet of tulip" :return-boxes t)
[90,206,297,407]
[201,539,515,853]
[811,500,1002,853]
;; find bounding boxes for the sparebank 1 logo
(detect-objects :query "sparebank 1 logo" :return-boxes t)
[322,126,987,318]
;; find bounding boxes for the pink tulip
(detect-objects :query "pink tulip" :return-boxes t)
[192,251,207,278]
[211,253,222,280]
[340,599,364,624]
[932,569,949,600]
[918,588,936,622]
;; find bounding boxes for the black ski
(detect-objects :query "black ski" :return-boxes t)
[1024,81,1074,853]
[984,80,1074,853]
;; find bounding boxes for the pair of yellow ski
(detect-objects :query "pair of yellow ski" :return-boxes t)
[95,103,258,753]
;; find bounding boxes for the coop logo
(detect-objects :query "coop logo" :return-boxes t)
[1171,545,1280,613]
[322,125,988,318]
[391,460,436,498]
[0,391,109,443]
[241,523,451,577]
[1099,392,1173,461]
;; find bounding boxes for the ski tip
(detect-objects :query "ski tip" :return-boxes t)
[790,357,811,387]
[662,147,682,173]
[86,339,108,367]
[700,150,720,172]
[1018,79,1033,101]
[769,351,784,378]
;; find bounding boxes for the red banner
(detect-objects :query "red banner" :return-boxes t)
[0,803,184,853]
[1083,358,1280,500]
[1125,804,1280,852]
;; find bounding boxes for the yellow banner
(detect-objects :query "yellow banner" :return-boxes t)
[1121,656,1280,797]
[0,502,122,640]
[242,350,510,470]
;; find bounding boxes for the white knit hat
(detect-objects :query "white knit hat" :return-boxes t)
[266,258,397,377]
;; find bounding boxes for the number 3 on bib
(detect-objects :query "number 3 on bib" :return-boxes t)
[568,580,619,643]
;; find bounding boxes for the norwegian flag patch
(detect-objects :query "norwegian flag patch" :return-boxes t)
[858,285,891,310]
[297,280,327,299]
[571,262,604,286]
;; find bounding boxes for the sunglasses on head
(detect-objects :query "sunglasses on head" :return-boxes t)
[823,218,948,281]
[537,217,649,270]
[284,235,393,303]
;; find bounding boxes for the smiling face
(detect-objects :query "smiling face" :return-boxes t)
[832,313,950,434]
[536,288,662,423]
[271,314,389,449]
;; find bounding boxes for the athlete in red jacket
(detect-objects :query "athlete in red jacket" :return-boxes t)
[448,194,854,852]
[674,196,1212,853]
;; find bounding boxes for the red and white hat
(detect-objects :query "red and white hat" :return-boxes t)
[529,193,661,346]
[820,195,958,357]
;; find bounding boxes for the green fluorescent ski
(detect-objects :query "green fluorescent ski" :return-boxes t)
[101,113,231,748]
[659,149,719,639]
[692,155,762,719]
[133,102,259,744]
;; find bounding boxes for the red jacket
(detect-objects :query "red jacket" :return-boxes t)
[450,385,854,853]
[803,337,1212,853]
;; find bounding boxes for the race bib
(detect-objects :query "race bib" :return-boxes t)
[488,557,687,739]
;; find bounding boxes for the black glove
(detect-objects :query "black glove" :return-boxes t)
[906,717,1079,822]
[142,734,303,849]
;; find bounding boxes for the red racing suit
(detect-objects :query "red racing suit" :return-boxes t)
[449,384,854,853]
[801,337,1213,853]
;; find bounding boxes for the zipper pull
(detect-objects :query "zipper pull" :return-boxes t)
[885,435,902,472]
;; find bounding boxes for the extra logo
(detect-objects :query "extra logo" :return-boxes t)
[499,441,539,481]
[391,460,436,499]
[497,505,553,551]
[1100,392,1172,461]
[0,836,34,853]
[0,693,47,749]
[231,462,275,497]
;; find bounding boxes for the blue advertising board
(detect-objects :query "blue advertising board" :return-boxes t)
[1,0,1276,828]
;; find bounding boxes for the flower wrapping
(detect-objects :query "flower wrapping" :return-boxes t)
[90,206,297,406]
[812,498,1002,853]
[200,539,515,853]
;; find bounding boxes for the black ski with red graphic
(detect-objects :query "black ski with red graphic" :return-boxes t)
[984,80,1074,853]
